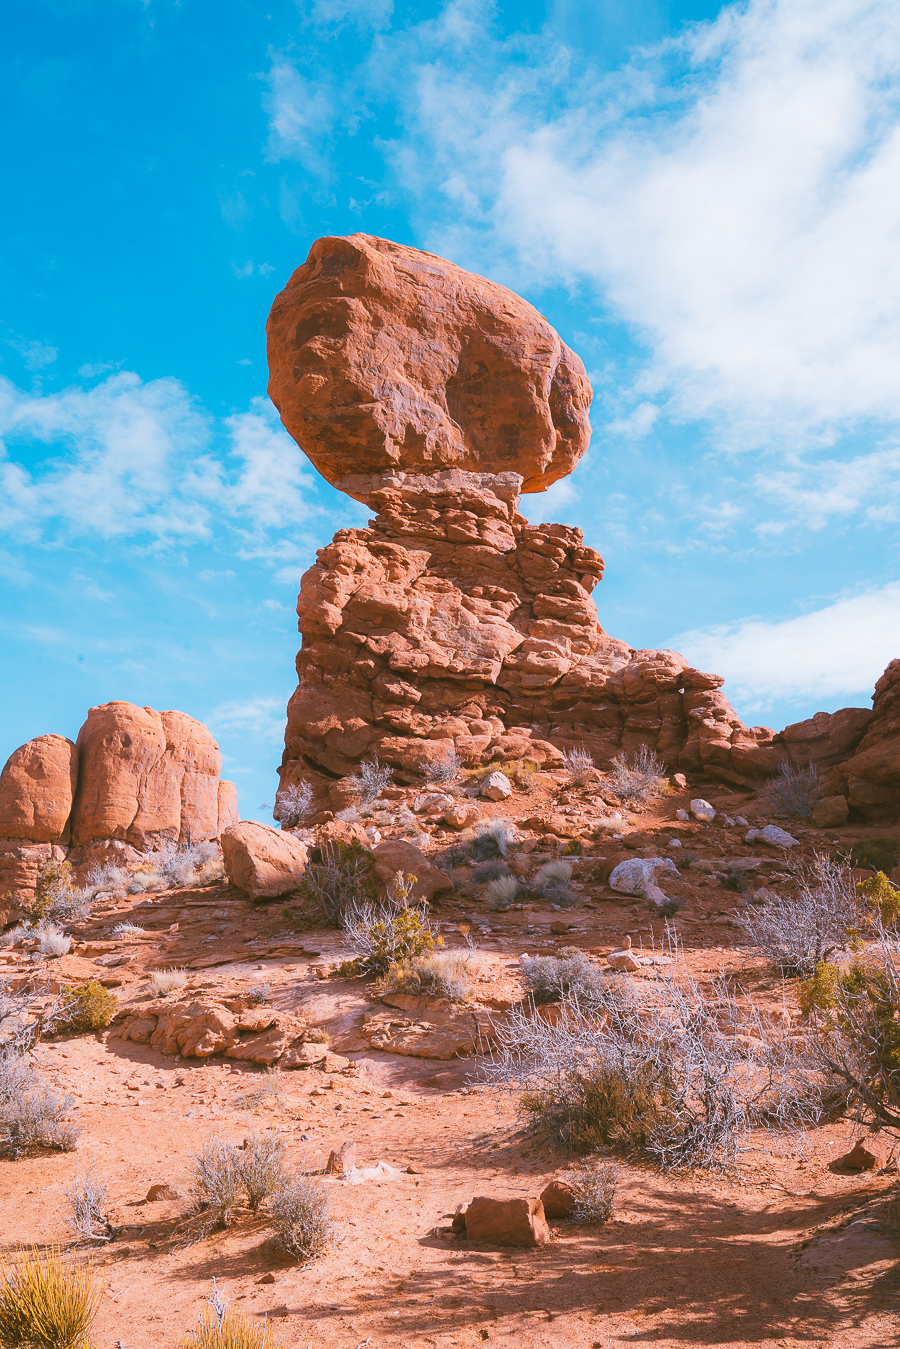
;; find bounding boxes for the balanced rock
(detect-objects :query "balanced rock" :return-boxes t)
[461,1195,550,1248]
[267,233,592,501]
[221,821,309,900]
[0,735,77,842]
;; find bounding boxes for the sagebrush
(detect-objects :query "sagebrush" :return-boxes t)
[519,947,606,1005]
[268,1177,333,1259]
[294,840,378,927]
[0,1053,78,1158]
[605,745,666,804]
[760,761,822,820]
[562,746,594,785]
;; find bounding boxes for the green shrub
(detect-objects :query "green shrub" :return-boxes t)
[340,898,439,977]
[54,983,117,1035]
[857,871,900,927]
[294,840,378,927]
[0,1246,100,1349]
[25,862,83,925]
[846,836,900,874]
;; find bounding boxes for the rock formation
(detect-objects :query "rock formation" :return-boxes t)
[269,234,898,818]
[0,702,238,899]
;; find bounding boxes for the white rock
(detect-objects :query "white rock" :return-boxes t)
[607,948,643,972]
[413,792,454,814]
[667,838,682,848]
[724,816,735,826]
[609,857,679,895]
[480,771,512,801]
[365,826,382,844]
[735,815,749,827]
[756,824,799,848]
[743,828,759,842]
[753,887,781,904]
[690,799,716,822]
[674,809,690,822]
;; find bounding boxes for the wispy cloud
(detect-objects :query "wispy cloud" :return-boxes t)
[669,579,900,714]
[208,694,288,743]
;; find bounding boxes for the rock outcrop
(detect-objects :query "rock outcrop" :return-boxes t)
[0,702,238,898]
[267,233,592,502]
[270,234,898,817]
[221,821,309,901]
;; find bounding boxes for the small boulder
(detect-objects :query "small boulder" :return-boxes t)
[834,1138,884,1171]
[609,857,678,896]
[674,809,690,822]
[325,1141,357,1176]
[443,802,480,831]
[540,1179,578,1220]
[462,1196,550,1248]
[812,795,850,828]
[752,887,781,904]
[606,936,642,972]
[221,821,309,900]
[753,824,799,848]
[672,773,688,789]
[690,799,716,822]
[480,771,512,801]
[145,1184,178,1202]
[414,792,454,814]
[371,839,454,902]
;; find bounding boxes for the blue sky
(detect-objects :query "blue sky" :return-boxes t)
[3,0,900,822]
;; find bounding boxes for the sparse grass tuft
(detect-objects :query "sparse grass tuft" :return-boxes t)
[53,983,117,1035]
[760,761,822,820]
[232,1069,285,1113]
[244,982,273,1006]
[112,920,145,936]
[182,1281,281,1348]
[485,875,519,910]
[148,968,187,997]
[470,819,513,861]
[39,926,71,958]
[381,949,473,1001]
[269,1177,334,1259]
[0,1247,101,1349]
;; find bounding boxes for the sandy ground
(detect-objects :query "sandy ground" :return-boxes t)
[2,775,898,1347]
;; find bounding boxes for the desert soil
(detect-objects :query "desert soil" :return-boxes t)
[2,773,898,1348]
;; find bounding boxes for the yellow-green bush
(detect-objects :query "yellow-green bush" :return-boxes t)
[24,861,79,922]
[182,1310,281,1348]
[857,871,900,927]
[0,1247,100,1349]
[340,900,439,977]
[55,982,117,1035]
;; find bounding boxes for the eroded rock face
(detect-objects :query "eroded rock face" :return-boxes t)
[0,735,77,842]
[72,703,226,849]
[822,660,900,815]
[267,234,592,502]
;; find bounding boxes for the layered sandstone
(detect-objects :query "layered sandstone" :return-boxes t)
[271,235,898,815]
[267,234,592,502]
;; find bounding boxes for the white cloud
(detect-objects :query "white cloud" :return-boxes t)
[264,62,333,170]
[208,695,287,743]
[227,397,321,530]
[669,579,900,712]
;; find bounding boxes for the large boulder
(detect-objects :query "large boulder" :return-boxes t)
[221,821,309,899]
[0,735,77,842]
[267,233,592,502]
[71,703,223,848]
[216,780,239,835]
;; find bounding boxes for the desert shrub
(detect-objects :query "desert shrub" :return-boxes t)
[423,747,461,786]
[348,754,393,805]
[83,862,130,897]
[382,950,473,1001]
[857,871,900,928]
[127,867,163,894]
[64,1169,112,1243]
[846,836,900,875]
[53,983,117,1035]
[39,926,71,958]
[472,860,506,883]
[562,745,595,785]
[268,1177,334,1259]
[0,1054,79,1158]
[0,925,33,950]
[274,779,314,829]
[239,1130,288,1211]
[486,973,816,1172]
[111,920,145,936]
[0,1246,101,1349]
[605,745,666,805]
[736,853,859,976]
[470,819,512,861]
[157,841,220,889]
[190,1135,243,1222]
[25,862,87,927]
[562,1159,618,1225]
[148,968,187,997]
[294,840,378,928]
[506,759,539,790]
[532,858,576,906]
[674,849,698,874]
[801,931,900,1130]
[341,900,439,977]
[760,760,822,820]
[485,875,519,911]
[232,1069,285,1112]
[519,947,606,1005]
[335,805,360,823]
[244,982,273,1006]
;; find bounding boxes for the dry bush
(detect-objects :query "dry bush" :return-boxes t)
[156,841,221,889]
[64,1169,112,1243]
[232,1069,285,1112]
[519,947,606,1005]
[470,819,513,861]
[485,972,818,1172]
[27,861,87,926]
[39,926,71,958]
[802,928,900,1131]
[111,920,145,936]
[127,867,164,894]
[348,754,393,805]
[148,968,187,997]
[340,899,438,977]
[562,1159,618,1225]
[244,982,273,1006]
[274,779,314,829]
[736,853,859,976]
[563,745,595,785]
[0,1246,101,1349]
[54,983,117,1035]
[381,949,473,1001]
[240,1130,288,1211]
[606,745,666,805]
[268,1177,333,1259]
[485,875,519,910]
[760,760,823,820]
[0,925,33,950]
[190,1135,243,1223]
[0,1053,79,1158]
[423,747,461,786]
[83,862,130,897]
[294,840,378,927]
